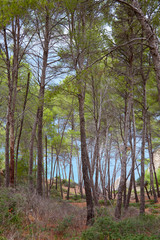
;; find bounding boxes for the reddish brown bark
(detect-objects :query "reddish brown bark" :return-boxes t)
[37,9,50,195]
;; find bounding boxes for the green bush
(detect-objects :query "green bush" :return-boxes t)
[62,179,68,184]
[50,185,61,198]
[129,202,140,208]
[81,215,160,240]
[0,188,25,234]
[55,215,73,234]
[0,237,8,240]
[64,179,76,188]
[98,199,105,205]
[70,194,81,201]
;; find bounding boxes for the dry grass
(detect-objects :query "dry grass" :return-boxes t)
[0,186,87,240]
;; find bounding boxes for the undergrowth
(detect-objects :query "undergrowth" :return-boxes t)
[81,214,160,240]
[1,186,160,240]
[0,186,86,240]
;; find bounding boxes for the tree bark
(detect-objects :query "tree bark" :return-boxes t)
[140,83,146,215]
[15,72,30,186]
[78,93,94,224]
[29,110,38,189]
[125,107,136,208]
[147,117,160,197]
[45,135,48,197]
[115,94,132,218]
[37,9,50,195]
[5,110,10,187]
[67,113,74,200]
[147,127,158,202]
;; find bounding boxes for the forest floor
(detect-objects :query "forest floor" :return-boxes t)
[1,186,160,240]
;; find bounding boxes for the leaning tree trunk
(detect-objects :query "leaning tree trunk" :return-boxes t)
[78,92,94,224]
[147,117,160,197]
[117,0,160,103]
[147,128,157,203]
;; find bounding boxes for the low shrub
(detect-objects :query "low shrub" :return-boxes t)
[55,215,73,234]
[129,202,140,208]
[98,199,115,207]
[50,185,61,199]
[98,199,105,205]
[81,214,160,240]
[0,188,25,227]
[64,180,76,188]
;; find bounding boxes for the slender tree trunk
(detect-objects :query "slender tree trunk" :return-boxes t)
[57,155,63,199]
[29,110,38,189]
[67,113,74,200]
[10,17,20,187]
[49,145,54,192]
[15,73,30,186]
[78,93,94,224]
[147,130,157,202]
[133,174,139,202]
[37,10,50,195]
[76,140,84,198]
[107,134,112,200]
[3,26,11,187]
[95,135,99,199]
[147,118,160,197]
[115,94,131,218]
[140,86,146,214]
[112,150,118,199]
[125,107,136,208]
[45,135,48,197]
[5,110,10,187]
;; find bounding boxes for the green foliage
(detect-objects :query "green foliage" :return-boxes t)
[66,194,82,201]
[0,153,4,170]
[129,202,140,208]
[55,215,73,234]
[137,168,160,187]
[98,199,114,206]
[0,188,25,235]
[63,179,76,188]
[0,0,38,27]
[81,215,160,240]
[50,185,61,199]
[98,199,105,206]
